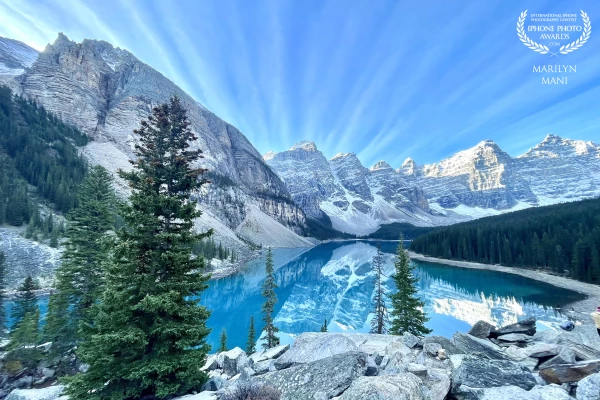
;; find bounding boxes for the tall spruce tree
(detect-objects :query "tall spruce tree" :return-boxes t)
[320,319,328,332]
[219,329,228,353]
[0,252,6,336]
[246,316,256,354]
[11,276,38,326]
[261,248,279,350]
[44,165,115,348]
[65,97,212,400]
[389,237,431,336]
[370,244,388,334]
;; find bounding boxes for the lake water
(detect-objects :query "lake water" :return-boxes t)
[202,240,585,351]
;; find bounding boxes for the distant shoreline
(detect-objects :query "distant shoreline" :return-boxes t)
[408,251,600,323]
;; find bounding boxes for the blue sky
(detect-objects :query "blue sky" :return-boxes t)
[1,0,600,167]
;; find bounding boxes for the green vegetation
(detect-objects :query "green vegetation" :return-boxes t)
[219,329,228,352]
[370,244,388,334]
[44,166,116,350]
[261,248,280,350]
[389,237,431,336]
[246,316,256,354]
[410,198,600,283]
[65,97,212,400]
[320,319,328,332]
[0,85,88,220]
[0,251,6,336]
[366,222,434,240]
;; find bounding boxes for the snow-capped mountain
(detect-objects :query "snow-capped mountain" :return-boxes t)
[0,37,38,77]
[265,136,600,235]
[1,33,313,250]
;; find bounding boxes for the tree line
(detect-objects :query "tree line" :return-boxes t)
[410,198,600,283]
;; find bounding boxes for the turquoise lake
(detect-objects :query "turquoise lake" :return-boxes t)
[202,240,585,351]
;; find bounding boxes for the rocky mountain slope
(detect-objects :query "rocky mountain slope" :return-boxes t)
[0,37,38,77]
[0,33,314,252]
[265,136,600,235]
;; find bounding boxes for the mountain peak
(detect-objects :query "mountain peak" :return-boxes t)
[541,134,563,143]
[401,157,416,167]
[291,141,317,152]
[370,160,392,171]
[331,152,356,161]
[263,151,276,161]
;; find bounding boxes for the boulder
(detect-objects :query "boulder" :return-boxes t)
[539,347,577,369]
[249,344,290,363]
[6,385,65,400]
[422,336,462,356]
[524,344,561,358]
[496,333,533,343]
[382,352,409,375]
[539,359,600,384]
[406,363,428,378]
[452,332,508,360]
[385,342,412,358]
[529,384,574,400]
[219,347,250,376]
[451,356,536,395]
[489,317,536,338]
[400,333,420,349]
[468,321,496,339]
[437,349,447,360]
[422,368,451,400]
[414,352,452,371]
[40,368,55,378]
[252,359,274,375]
[273,333,358,369]
[504,345,538,371]
[424,343,442,357]
[577,372,600,400]
[201,375,226,392]
[365,355,378,377]
[201,354,219,371]
[454,385,537,400]
[255,351,367,399]
[338,374,424,400]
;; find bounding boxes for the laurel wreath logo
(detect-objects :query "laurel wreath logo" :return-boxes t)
[516,10,592,56]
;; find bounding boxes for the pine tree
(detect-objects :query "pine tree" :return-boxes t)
[320,319,328,332]
[11,276,38,326]
[0,252,6,336]
[9,309,40,350]
[65,97,212,400]
[389,237,431,336]
[370,244,388,334]
[45,165,115,348]
[219,329,228,353]
[261,248,280,349]
[246,317,256,355]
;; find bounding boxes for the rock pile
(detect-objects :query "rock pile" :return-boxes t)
[6,318,600,399]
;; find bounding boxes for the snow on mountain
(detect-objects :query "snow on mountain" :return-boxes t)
[0,36,38,76]
[3,33,310,250]
[266,136,600,234]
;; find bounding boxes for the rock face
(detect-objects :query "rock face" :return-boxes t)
[0,36,38,76]
[5,33,311,250]
[577,372,600,400]
[273,333,358,369]
[451,356,537,393]
[255,351,367,400]
[266,135,600,235]
[5,385,64,400]
[338,374,424,400]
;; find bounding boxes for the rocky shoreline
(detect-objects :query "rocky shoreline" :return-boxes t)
[7,317,600,399]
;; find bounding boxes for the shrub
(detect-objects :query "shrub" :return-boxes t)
[220,382,281,400]
[4,359,23,375]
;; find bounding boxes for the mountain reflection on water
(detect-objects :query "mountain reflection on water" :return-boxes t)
[201,240,585,351]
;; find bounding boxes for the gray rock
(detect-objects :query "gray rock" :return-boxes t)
[539,347,577,369]
[468,321,496,339]
[219,347,250,377]
[240,367,256,381]
[6,385,64,400]
[422,336,463,356]
[489,317,536,338]
[406,363,428,378]
[382,352,409,375]
[414,352,452,371]
[577,372,600,400]
[524,344,561,358]
[365,355,378,377]
[454,385,537,400]
[255,351,367,400]
[449,354,466,370]
[249,344,290,363]
[504,345,538,371]
[424,343,442,357]
[451,356,536,395]
[497,333,533,343]
[539,360,600,384]
[400,333,420,349]
[12,376,33,389]
[338,374,424,400]
[201,375,226,391]
[422,369,451,400]
[252,359,274,375]
[530,384,574,400]
[201,354,219,372]
[452,332,508,360]
[385,342,412,358]
[274,333,358,369]
[40,368,55,378]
